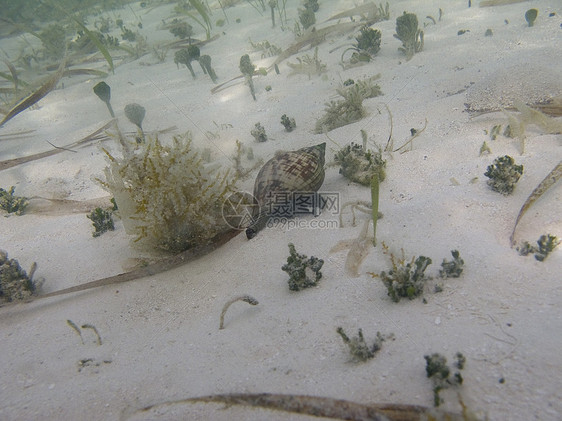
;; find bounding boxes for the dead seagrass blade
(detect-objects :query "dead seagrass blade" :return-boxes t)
[0,57,67,127]
[246,142,326,239]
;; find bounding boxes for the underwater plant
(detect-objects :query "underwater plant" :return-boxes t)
[287,47,326,79]
[175,46,201,79]
[314,85,365,133]
[334,142,386,186]
[0,250,37,302]
[87,207,115,237]
[93,81,115,118]
[484,155,523,195]
[525,9,538,27]
[394,12,424,60]
[371,244,432,302]
[219,295,259,329]
[198,55,218,83]
[424,352,465,407]
[282,243,324,291]
[239,54,257,100]
[298,6,315,30]
[169,19,193,39]
[518,234,560,262]
[99,133,238,253]
[250,122,267,142]
[124,103,146,142]
[439,250,464,278]
[40,24,66,60]
[0,186,28,215]
[342,26,381,64]
[336,327,386,362]
[280,114,296,132]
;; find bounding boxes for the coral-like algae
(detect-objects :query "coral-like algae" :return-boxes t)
[439,250,464,278]
[484,155,523,195]
[518,234,560,261]
[334,142,386,186]
[424,352,465,407]
[99,133,238,253]
[394,12,424,60]
[87,207,115,237]
[336,327,386,362]
[282,243,324,291]
[0,186,28,215]
[0,250,38,302]
[280,114,296,132]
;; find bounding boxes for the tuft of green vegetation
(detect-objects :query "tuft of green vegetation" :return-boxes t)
[334,142,386,186]
[0,186,28,215]
[0,250,37,302]
[87,207,115,237]
[287,47,326,79]
[98,133,238,253]
[336,327,386,362]
[484,155,523,195]
[439,250,464,278]
[169,19,193,39]
[250,122,267,142]
[394,12,424,60]
[424,352,465,407]
[40,24,67,60]
[198,55,217,83]
[518,234,560,261]
[342,26,382,64]
[124,103,146,142]
[280,114,296,132]
[525,9,538,27]
[375,244,432,302]
[298,6,316,30]
[282,243,324,291]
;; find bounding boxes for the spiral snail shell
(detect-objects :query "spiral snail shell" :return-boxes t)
[246,142,326,239]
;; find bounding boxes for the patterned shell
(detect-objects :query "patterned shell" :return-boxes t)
[246,142,326,238]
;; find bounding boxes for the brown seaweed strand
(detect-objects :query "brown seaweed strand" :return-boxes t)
[0,57,68,127]
[138,393,463,421]
[510,160,562,246]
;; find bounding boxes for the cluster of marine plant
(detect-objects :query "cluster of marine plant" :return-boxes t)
[298,0,318,30]
[249,39,282,58]
[282,243,324,291]
[424,352,466,407]
[250,123,268,142]
[341,25,382,64]
[168,19,194,40]
[87,207,115,237]
[98,133,238,253]
[239,54,257,100]
[525,8,538,27]
[0,186,28,215]
[93,81,115,117]
[124,103,146,142]
[336,327,387,362]
[484,155,523,195]
[518,234,560,262]
[369,245,465,302]
[334,140,386,186]
[175,45,201,79]
[280,114,296,132]
[394,12,424,60]
[315,77,382,133]
[287,47,327,79]
[0,250,38,302]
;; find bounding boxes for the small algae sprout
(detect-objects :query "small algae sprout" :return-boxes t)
[219,295,259,329]
[269,0,277,28]
[518,235,560,262]
[280,114,296,132]
[239,54,257,100]
[298,6,316,30]
[282,243,324,291]
[439,250,464,278]
[336,327,386,362]
[93,81,114,118]
[484,155,523,195]
[250,122,267,142]
[87,207,115,237]
[424,352,465,407]
[334,142,386,186]
[287,47,327,79]
[370,243,432,302]
[0,250,39,302]
[169,19,193,40]
[174,45,201,79]
[198,55,217,83]
[99,133,238,253]
[525,9,538,27]
[394,12,424,60]
[124,103,146,142]
[0,186,28,215]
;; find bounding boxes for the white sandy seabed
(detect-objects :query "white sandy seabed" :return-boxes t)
[0,0,561,420]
